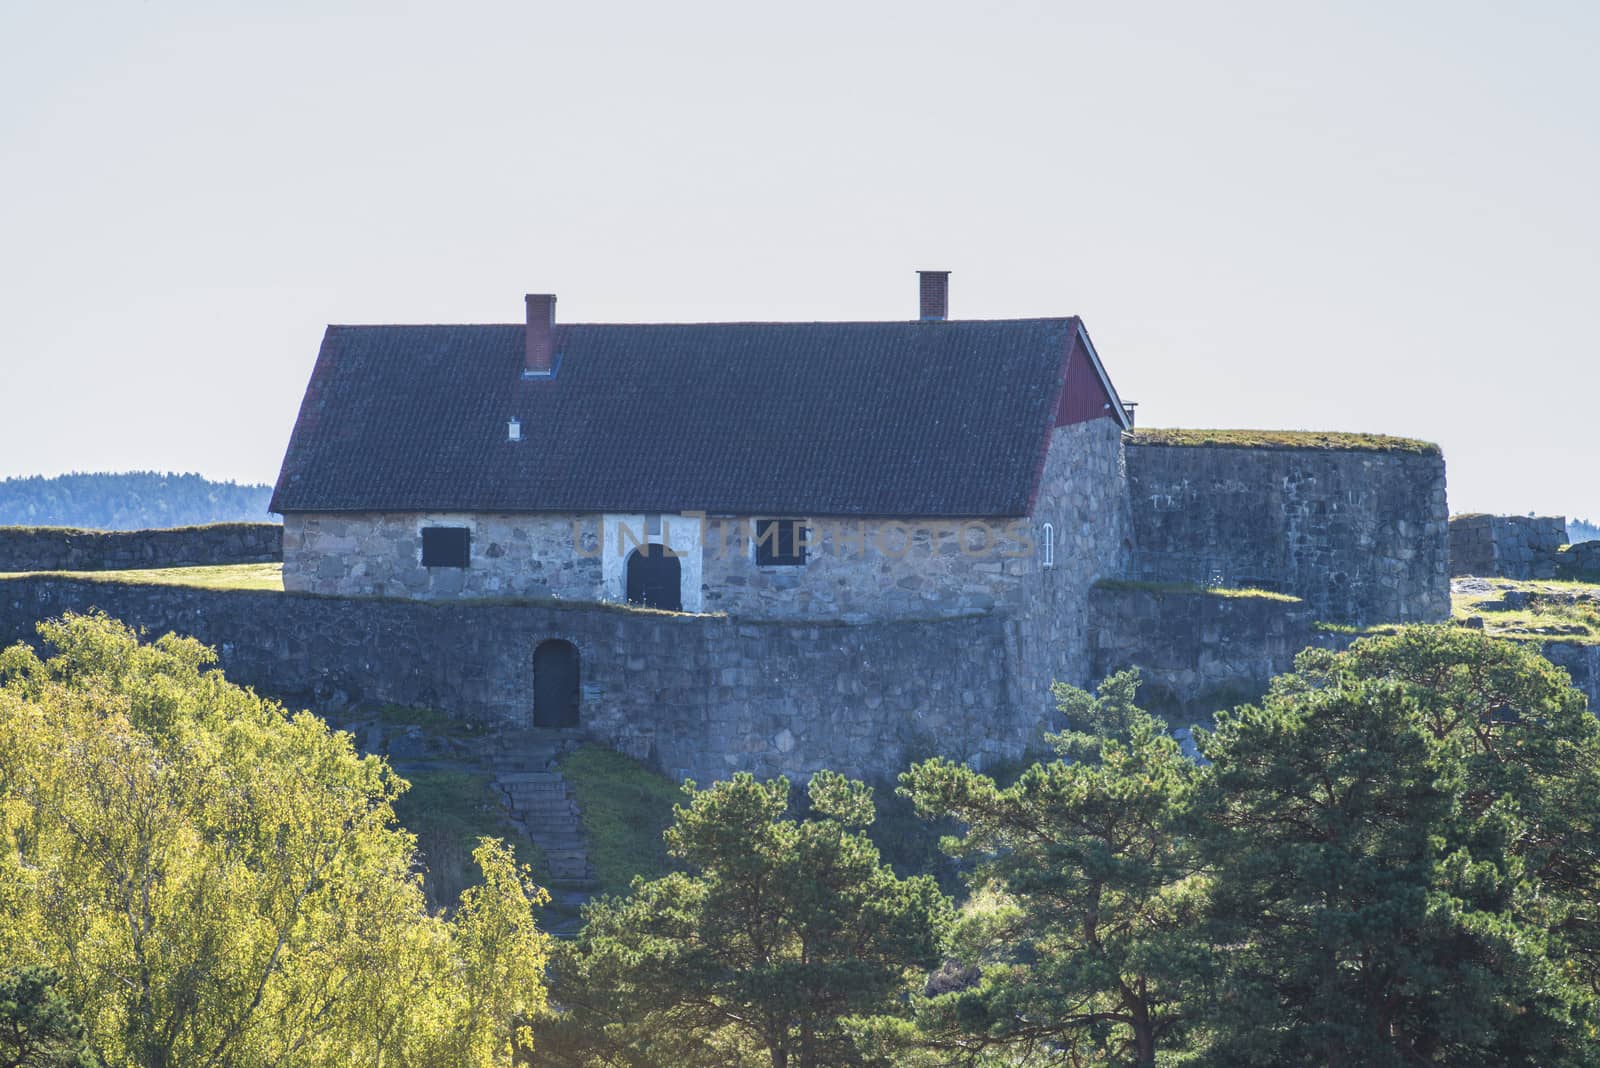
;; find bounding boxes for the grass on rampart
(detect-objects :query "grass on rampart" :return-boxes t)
[1128,428,1441,455]
[1452,578,1600,646]
[1094,578,1303,604]
[0,562,285,590]
[559,746,688,896]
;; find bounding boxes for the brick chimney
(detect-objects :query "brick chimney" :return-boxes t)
[524,293,556,376]
[918,270,949,321]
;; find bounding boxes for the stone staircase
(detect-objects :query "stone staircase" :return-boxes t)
[490,730,597,934]
[496,770,592,882]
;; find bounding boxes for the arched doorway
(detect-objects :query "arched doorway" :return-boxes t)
[626,545,682,611]
[533,640,580,728]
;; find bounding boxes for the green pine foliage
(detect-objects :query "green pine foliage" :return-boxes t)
[1197,626,1600,1065]
[0,967,97,1068]
[537,773,952,1067]
[892,671,1210,1067]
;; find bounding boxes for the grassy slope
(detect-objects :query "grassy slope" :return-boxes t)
[1128,427,1440,454]
[559,747,688,896]
[393,768,548,909]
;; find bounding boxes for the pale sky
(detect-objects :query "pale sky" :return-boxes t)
[2,1,1596,519]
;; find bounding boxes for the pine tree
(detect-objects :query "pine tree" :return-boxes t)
[539,772,950,1067]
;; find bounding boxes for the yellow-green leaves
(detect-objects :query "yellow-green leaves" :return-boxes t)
[0,612,549,1068]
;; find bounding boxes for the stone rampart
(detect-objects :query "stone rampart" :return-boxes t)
[0,523,282,572]
[1448,514,1568,579]
[1124,441,1449,625]
[1541,641,1600,714]
[1086,581,1337,725]
[0,577,1034,786]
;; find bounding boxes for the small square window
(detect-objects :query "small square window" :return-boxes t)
[755,518,807,566]
[646,514,662,537]
[421,527,471,568]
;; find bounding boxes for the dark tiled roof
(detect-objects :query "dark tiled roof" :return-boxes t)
[270,318,1087,517]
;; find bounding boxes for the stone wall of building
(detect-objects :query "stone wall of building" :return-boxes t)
[1007,418,1134,716]
[290,508,1045,622]
[1124,442,1450,625]
[0,523,281,573]
[280,420,1130,730]
[697,516,1034,621]
[1448,514,1569,579]
[283,513,604,600]
[0,577,1039,785]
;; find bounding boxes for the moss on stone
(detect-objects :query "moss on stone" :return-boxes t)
[1127,428,1441,455]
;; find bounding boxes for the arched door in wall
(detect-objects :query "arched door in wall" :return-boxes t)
[533,640,580,728]
[625,545,682,611]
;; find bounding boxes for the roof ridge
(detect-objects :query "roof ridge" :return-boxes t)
[325,316,1081,329]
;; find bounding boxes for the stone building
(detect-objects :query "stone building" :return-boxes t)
[271,273,1137,731]
[268,274,1452,764]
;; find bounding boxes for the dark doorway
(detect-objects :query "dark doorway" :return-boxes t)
[533,640,580,728]
[626,545,683,611]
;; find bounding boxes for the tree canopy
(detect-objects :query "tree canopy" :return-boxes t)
[538,772,951,1068]
[0,473,272,530]
[6,611,1598,1066]
[895,671,1210,1067]
[1199,627,1600,1065]
[0,612,549,1067]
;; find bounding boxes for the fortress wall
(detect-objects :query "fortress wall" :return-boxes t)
[0,578,1039,786]
[1124,443,1449,625]
[1541,641,1600,714]
[1448,514,1568,579]
[1088,581,1600,728]
[0,523,282,573]
[1086,582,1334,725]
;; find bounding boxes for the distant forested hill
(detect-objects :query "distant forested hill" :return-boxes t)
[1572,518,1600,545]
[0,472,276,530]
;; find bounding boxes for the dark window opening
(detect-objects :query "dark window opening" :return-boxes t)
[421,526,471,568]
[533,640,580,728]
[755,518,807,567]
[626,545,683,611]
